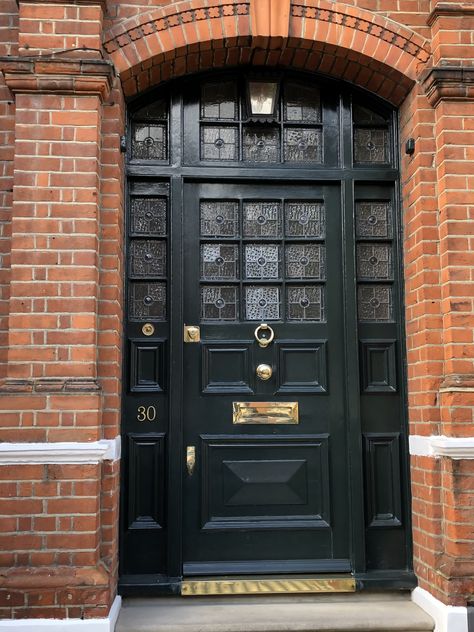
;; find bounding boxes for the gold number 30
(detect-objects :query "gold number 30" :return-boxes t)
[137,405,157,422]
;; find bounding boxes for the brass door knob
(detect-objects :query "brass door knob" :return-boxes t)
[256,364,273,381]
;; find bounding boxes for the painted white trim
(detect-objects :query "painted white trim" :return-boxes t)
[0,596,121,632]
[409,434,474,460]
[0,437,121,465]
[412,587,467,632]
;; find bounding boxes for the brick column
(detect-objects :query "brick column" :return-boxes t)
[0,0,122,616]
[413,0,474,606]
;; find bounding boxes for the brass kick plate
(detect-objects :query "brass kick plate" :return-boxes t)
[181,576,355,596]
[233,402,298,424]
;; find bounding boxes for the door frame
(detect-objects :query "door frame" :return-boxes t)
[118,69,414,595]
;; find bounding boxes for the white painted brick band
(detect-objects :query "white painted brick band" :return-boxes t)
[412,587,467,632]
[409,435,474,460]
[0,437,121,464]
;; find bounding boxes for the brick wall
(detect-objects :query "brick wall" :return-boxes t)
[0,0,473,619]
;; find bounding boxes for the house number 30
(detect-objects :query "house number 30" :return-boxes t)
[137,406,157,422]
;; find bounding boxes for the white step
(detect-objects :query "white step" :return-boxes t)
[116,593,434,632]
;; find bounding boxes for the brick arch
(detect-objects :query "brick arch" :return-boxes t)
[103,0,431,105]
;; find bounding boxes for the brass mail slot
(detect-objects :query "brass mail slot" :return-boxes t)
[233,402,299,425]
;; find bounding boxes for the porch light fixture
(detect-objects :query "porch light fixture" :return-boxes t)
[247,79,279,121]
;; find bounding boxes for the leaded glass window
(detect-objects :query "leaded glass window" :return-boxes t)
[352,103,391,165]
[131,99,168,161]
[199,198,326,322]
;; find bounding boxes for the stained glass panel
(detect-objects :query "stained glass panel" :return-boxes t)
[201,126,238,161]
[287,286,325,321]
[357,244,392,280]
[129,282,166,321]
[201,81,238,120]
[284,83,321,122]
[130,198,167,236]
[285,201,325,238]
[357,285,393,321]
[353,104,387,125]
[243,201,282,238]
[133,99,167,120]
[129,240,166,278]
[200,200,239,238]
[354,128,389,163]
[201,286,239,321]
[284,127,322,163]
[244,244,281,279]
[285,244,325,279]
[243,126,280,162]
[356,201,393,239]
[201,244,239,280]
[132,123,167,160]
[245,286,280,321]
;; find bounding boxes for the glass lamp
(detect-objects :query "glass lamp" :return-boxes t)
[247,80,279,121]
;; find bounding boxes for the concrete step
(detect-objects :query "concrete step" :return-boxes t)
[116,593,434,632]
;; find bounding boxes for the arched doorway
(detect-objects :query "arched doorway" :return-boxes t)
[119,70,413,594]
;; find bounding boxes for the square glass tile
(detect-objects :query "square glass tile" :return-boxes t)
[285,244,325,279]
[129,282,166,321]
[284,127,322,163]
[132,123,167,160]
[201,244,239,280]
[357,243,392,280]
[354,128,389,163]
[201,126,238,161]
[201,81,238,120]
[129,240,166,278]
[243,126,280,162]
[201,286,239,321]
[287,286,325,321]
[243,201,282,238]
[130,197,167,236]
[244,244,281,279]
[285,201,325,238]
[284,83,321,123]
[356,201,393,239]
[200,200,239,238]
[245,286,280,321]
[357,284,393,321]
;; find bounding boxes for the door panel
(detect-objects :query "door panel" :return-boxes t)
[182,182,349,573]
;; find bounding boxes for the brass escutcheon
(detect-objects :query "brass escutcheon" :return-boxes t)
[184,325,200,343]
[256,363,273,381]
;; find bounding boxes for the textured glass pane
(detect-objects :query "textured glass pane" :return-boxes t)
[285,201,325,238]
[200,200,239,237]
[133,99,168,120]
[201,244,239,280]
[129,282,166,321]
[243,126,280,162]
[201,81,238,120]
[244,244,281,279]
[284,127,322,163]
[354,128,389,163]
[201,286,239,321]
[285,244,325,279]
[129,240,166,278]
[201,126,238,160]
[287,286,325,321]
[284,83,321,122]
[243,201,282,238]
[356,201,393,239]
[132,123,167,160]
[130,198,167,236]
[245,286,280,321]
[357,244,392,280]
[358,285,393,321]
[353,104,387,125]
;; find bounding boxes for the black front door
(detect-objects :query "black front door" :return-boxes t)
[182,181,349,575]
[120,71,414,592]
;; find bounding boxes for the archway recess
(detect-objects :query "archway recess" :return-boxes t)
[103,0,431,103]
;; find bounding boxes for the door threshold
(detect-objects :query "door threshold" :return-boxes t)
[181,575,356,596]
